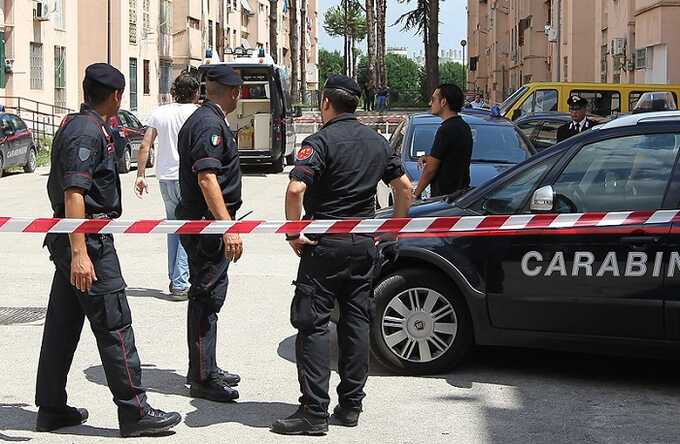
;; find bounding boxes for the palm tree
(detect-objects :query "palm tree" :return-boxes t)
[300,0,307,102]
[289,0,299,101]
[323,2,367,79]
[270,0,278,63]
[395,0,439,96]
[365,0,377,92]
[375,0,387,87]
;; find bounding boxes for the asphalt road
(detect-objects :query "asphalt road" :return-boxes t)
[2,167,680,443]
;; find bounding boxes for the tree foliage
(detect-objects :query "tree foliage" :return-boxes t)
[324,3,368,42]
[319,49,344,87]
[439,62,466,90]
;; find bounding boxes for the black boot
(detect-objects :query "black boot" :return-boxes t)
[186,368,240,387]
[36,406,89,432]
[190,377,239,402]
[331,405,362,427]
[119,407,182,438]
[271,406,329,436]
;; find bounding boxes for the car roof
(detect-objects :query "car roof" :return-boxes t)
[409,112,515,127]
[516,112,571,121]
[598,111,680,130]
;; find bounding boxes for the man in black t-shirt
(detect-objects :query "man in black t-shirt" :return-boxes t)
[413,84,473,198]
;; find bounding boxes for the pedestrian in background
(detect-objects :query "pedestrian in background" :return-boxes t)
[134,73,200,299]
[376,85,387,112]
[271,75,412,436]
[414,84,473,199]
[37,63,181,438]
[176,65,244,402]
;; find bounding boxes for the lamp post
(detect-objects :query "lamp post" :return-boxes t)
[107,0,111,64]
[460,39,467,89]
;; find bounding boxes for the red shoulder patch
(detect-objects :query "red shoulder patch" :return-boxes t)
[296,146,314,161]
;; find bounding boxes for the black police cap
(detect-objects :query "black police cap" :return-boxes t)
[324,75,361,98]
[567,95,588,109]
[206,65,243,86]
[85,63,125,90]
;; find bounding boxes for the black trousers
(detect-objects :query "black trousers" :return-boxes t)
[291,234,377,417]
[180,234,230,383]
[36,234,149,422]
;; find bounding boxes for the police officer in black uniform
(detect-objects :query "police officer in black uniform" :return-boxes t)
[37,63,181,438]
[176,65,243,402]
[556,95,596,143]
[271,75,413,436]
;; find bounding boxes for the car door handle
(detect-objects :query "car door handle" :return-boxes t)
[621,236,661,249]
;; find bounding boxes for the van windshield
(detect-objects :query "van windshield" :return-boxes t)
[500,86,529,116]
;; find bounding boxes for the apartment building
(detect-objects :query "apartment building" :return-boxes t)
[468,0,680,103]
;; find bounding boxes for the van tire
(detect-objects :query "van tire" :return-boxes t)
[285,153,295,165]
[270,155,285,173]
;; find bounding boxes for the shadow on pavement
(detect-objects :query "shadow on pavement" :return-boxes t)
[126,287,186,303]
[0,403,119,441]
[83,365,297,430]
[442,347,680,443]
[276,325,393,376]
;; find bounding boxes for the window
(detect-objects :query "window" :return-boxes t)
[54,46,66,110]
[143,0,150,35]
[9,115,27,131]
[552,134,680,213]
[570,90,621,117]
[143,60,150,95]
[159,61,171,95]
[208,20,213,49]
[0,32,6,88]
[160,0,171,34]
[534,121,562,147]
[188,17,200,29]
[476,156,558,215]
[517,120,541,138]
[629,91,679,111]
[129,0,138,45]
[389,122,405,154]
[516,89,558,118]
[30,43,43,90]
[55,0,65,29]
[129,58,138,111]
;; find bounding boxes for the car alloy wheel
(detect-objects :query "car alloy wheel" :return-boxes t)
[381,287,457,363]
[24,148,37,173]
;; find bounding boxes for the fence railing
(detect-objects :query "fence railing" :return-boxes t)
[0,96,75,148]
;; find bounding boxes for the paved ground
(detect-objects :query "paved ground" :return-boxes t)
[2,167,680,443]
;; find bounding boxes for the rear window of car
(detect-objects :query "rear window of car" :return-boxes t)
[9,115,27,131]
[408,123,532,164]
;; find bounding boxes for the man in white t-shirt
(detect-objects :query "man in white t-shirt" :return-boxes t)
[134,73,200,298]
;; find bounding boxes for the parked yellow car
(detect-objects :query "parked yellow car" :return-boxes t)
[500,82,680,120]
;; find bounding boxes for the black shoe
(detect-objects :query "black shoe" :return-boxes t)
[331,405,362,427]
[190,378,239,402]
[186,368,240,387]
[36,406,89,432]
[169,285,189,301]
[119,407,182,438]
[271,407,329,436]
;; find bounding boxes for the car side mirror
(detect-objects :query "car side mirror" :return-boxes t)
[530,185,554,212]
[511,109,522,121]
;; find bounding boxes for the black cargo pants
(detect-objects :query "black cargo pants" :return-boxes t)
[291,234,377,418]
[36,234,149,422]
[180,234,230,383]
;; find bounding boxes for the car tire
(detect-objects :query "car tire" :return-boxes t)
[24,147,37,173]
[146,146,155,168]
[270,154,285,173]
[370,267,473,375]
[0,152,4,178]
[285,152,295,166]
[119,147,132,173]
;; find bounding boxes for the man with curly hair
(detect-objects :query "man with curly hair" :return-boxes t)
[134,73,200,299]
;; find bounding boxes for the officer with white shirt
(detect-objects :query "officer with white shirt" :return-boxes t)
[556,96,596,143]
[134,73,200,299]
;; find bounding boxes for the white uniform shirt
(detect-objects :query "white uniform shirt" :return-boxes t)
[148,103,199,180]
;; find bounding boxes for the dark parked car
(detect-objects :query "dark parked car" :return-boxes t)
[376,112,535,207]
[0,113,37,178]
[109,109,155,173]
[515,112,606,151]
[370,111,680,375]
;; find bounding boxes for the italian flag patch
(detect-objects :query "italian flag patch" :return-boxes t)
[211,134,222,146]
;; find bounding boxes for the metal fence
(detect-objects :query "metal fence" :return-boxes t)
[0,96,74,148]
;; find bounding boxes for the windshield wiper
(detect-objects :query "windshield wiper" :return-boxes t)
[471,159,517,164]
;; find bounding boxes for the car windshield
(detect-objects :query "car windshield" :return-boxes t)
[408,123,532,164]
[500,86,529,116]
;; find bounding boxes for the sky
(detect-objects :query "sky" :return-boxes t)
[317,0,468,57]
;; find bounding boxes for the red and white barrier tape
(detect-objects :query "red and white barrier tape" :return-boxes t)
[0,210,678,235]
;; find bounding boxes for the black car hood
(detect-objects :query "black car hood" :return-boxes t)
[376,193,469,219]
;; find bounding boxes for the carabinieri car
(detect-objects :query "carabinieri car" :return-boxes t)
[372,111,680,374]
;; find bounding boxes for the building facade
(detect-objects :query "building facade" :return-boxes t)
[0,0,318,123]
[468,0,680,103]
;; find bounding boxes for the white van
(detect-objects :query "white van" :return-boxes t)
[198,49,296,172]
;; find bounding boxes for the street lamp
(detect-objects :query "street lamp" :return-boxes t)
[460,39,467,88]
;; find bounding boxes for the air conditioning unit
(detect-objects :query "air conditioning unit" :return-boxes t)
[33,1,50,21]
[4,58,14,73]
[545,25,558,43]
[611,38,626,56]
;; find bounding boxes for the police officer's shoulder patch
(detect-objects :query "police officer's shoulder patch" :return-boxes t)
[297,145,314,161]
[78,147,91,162]
[211,134,222,146]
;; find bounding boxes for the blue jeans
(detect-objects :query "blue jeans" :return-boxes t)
[159,180,190,291]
